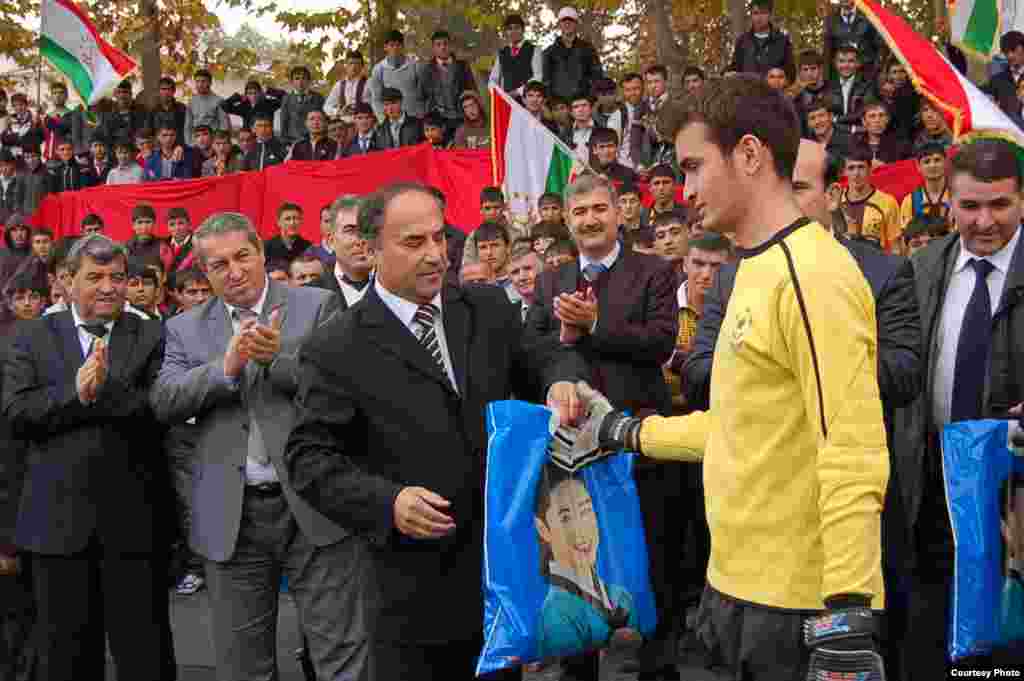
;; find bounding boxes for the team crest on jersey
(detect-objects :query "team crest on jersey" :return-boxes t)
[731,306,752,348]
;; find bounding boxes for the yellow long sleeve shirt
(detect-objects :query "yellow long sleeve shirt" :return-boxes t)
[639,220,888,611]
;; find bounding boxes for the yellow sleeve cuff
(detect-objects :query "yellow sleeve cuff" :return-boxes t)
[638,411,711,462]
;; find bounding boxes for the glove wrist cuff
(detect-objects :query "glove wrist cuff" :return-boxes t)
[804,607,875,649]
[598,412,642,453]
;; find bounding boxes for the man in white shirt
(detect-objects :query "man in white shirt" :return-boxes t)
[488,14,543,97]
[508,238,541,323]
[896,138,1024,680]
[314,194,374,309]
[324,50,369,119]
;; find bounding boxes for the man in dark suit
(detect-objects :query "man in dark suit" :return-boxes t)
[284,182,587,681]
[894,139,1024,677]
[986,31,1024,116]
[314,194,373,308]
[340,103,380,158]
[684,139,923,678]
[524,174,680,681]
[150,213,368,681]
[1,234,169,681]
[375,88,425,150]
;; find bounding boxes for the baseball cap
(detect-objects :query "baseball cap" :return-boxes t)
[557,7,579,22]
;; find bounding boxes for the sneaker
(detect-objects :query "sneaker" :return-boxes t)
[175,572,205,596]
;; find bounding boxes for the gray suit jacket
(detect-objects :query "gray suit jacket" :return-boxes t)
[151,279,344,561]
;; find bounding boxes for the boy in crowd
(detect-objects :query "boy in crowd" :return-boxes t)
[538,192,565,225]
[804,96,850,158]
[242,112,288,171]
[171,268,213,313]
[267,260,291,283]
[18,144,49,214]
[307,203,337,269]
[460,259,493,285]
[489,14,543,97]
[151,76,188,143]
[279,65,326,146]
[30,227,53,263]
[221,80,287,131]
[900,141,950,229]
[543,238,577,270]
[563,92,597,160]
[48,139,94,193]
[421,30,479,143]
[839,145,902,252]
[376,88,425,150]
[900,215,943,256]
[264,202,312,264]
[475,220,519,302]
[126,204,172,269]
[650,212,688,284]
[452,91,490,150]
[369,30,426,118]
[543,6,603,101]
[89,138,112,184]
[619,182,643,234]
[202,130,241,177]
[589,127,638,186]
[7,268,47,321]
[288,254,325,287]
[827,43,871,134]
[340,103,380,157]
[184,68,230,142]
[98,80,149,151]
[423,112,449,149]
[125,258,162,319]
[191,124,214,164]
[851,99,912,165]
[790,50,828,130]
[144,124,198,181]
[729,0,795,81]
[108,141,144,185]
[508,237,542,324]
[289,109,339,161]
[325,50,369,118]
[915,100,953,149]
[167,207,196,272]
[135,128,156,165]
[682,67,705,97]
[80,213,104,236]
[642,164,688,226]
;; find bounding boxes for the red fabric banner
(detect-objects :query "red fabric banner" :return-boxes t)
[28,147,926,245]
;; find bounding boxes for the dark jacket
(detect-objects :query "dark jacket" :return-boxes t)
[849,131,913,164]
[289,137,340,161]
[279,90,326,145]
[2,311,165,554]
[419,59,479,121]
[729,24,796,82]
[340,131,380,159]
[525,250,678,416]
[445,225,466,287]
[284,283,587,643]
[149,100,188,144]
[47,161,95,193]
[374,116,425,150]
[264,235,313,265]
[143,146,199,181]
[543,37,603,101]
[825,75,874,132]
[220,89,287,130]
[18,165,48,216]
[98,105,150,149]
[895,232,1024,534]
[0,332,25,555]
[0,177,25,227]
[986,69,1019,119]
[241,138,289,171]
[823,11,880,80]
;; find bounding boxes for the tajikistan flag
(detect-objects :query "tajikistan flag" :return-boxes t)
[858,0,1024,159]
[490,87,583,218]
[40,0,137,106]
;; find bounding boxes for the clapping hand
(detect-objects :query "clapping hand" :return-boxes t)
[555,289,598,332]
[246,306,284,365]
[76,338,108,404]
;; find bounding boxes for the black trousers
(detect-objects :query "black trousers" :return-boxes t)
[374,637,521,681]
[31,538,172,681]
[0,555,34,681]
[562,464,687,680]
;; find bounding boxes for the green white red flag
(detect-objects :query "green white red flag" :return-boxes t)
[857,0,1024,162]
[40,0,137,105]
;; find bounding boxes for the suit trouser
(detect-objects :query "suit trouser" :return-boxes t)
[166,426,204,578]
[561,464,687,680]
[204,488,375,681]
[0,555,35,681]
[374,637,522,681]
[31,537,170,681]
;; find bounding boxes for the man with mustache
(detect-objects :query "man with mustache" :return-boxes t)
[525,174,680,681]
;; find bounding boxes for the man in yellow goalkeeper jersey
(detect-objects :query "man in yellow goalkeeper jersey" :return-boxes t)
[573,75,889,680]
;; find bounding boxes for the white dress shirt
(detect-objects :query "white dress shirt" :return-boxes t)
[374,278,458,392]
[578,240,621,275]
[932,228,1020,428]
[677,280,689,310]
[840,76,856,115]
[334,263,370,308]
[70,304,114,357]
[223,277,278,485]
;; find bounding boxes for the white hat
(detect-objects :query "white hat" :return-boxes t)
[557,7,579,22]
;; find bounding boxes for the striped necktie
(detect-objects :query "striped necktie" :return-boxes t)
[414,303,448,381]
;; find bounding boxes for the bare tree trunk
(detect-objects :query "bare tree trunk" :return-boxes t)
[728,0,746,45]
[139,0,160,108]
[648,0,688,87]
[369,0,399,65]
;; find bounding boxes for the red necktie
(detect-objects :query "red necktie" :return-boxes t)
[511,47,520,57]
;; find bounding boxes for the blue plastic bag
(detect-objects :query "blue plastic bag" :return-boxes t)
[943,419,1024,660]
[477,400,657,676]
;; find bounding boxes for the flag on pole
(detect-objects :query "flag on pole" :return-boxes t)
[490,86,583,217]
[857,0,1024,163]
[950,0,1000,59]
[40,0,137,106]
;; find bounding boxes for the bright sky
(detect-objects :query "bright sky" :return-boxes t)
[213,0,350,37]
